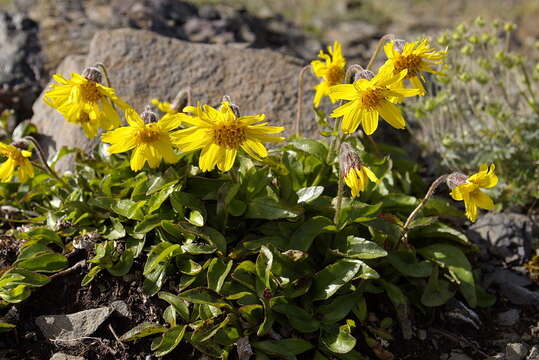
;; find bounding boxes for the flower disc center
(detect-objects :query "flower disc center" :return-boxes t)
[325,65,344,85]
[394,54,422,78]
[213,123,246,148]
[361,88,385,110]
[137,125,162,143]
[80,81,102,103]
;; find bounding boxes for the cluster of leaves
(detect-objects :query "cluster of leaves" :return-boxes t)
[409,17,539,209]
[0,123,494,357]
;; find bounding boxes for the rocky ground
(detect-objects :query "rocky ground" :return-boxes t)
[0,0,538,359]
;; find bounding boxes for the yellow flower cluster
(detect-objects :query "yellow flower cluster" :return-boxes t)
[43,67,284,173]
[0,143,34,183]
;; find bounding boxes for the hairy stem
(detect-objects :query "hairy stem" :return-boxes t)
[366,33,395,70]
[400,174,448,245]
[295,65,311,137]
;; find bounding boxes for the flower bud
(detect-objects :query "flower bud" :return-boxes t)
[393,39,406,53]
[339,142,361,178]
[11,140,28,150]
[82,67,103,83]
[354,69,375,81]
[474,16,485,27]
[141,105,158,123]
[221,95,240,117]
[504,22,516,32]
[446,172,468,189]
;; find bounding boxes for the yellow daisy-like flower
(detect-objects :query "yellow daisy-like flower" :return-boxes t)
[311,41,346,108]
[329,68,420,135]
[151,98,179,122]
[0,142,34,182]
[380,39,446,95]
[171,101,284,172]
[102,107,181,171]
[450,164,498,222]
[44,69,128,138]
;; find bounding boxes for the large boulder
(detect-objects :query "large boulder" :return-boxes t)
[31,28,318,172]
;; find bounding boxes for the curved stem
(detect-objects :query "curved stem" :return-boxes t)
[23,136,72,191]
[366,34,395,70]
[173,86,192,110]
[95,63,113,88]
[295,65,311,137]
[400,174,448,245]
[333,134,348,225]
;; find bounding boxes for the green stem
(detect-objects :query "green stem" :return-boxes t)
[333,134,347,224]
[366,34,395,70]
[23,136,72,191]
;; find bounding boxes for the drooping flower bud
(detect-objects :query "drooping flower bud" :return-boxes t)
[82,67,103,83]
[222,95,240,117]
[339,142,380,197]
[354,69,375,82]
[141,105,158,123]
[393,39,406,53]
[446,172,468,190]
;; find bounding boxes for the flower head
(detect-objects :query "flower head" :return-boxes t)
[102,107,181,171]
[449,164,498,222]
[44,68,128,138]
[171,101,284,172]
[0,142,34,182]
[340,143,379,197]
[311,41,346,107]
[329,68,420,135]
[380,39,446,95]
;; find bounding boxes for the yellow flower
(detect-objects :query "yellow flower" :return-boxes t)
[380,39,446,95]
[171,101,284,172]
[102,107,181,171]
[340,142,379,197]
[311,41,346,107]
[0,142,34,182]
[329,68,420,135]
[44,69,128,138]
[151,98,179,122]
[450,164,498,222]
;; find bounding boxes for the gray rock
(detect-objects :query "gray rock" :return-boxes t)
[498,309,521,327]
[35,306,112,344]
[32,29,318,172]
[448,350,473,360]
[0,10,43,119]
[469,213,537,264]
[506,343,530,360]
[527,345,539,360]
[50,353,85,360]
[485,354,506,360]
[110,300,129,317]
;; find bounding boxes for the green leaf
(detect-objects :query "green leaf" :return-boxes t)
[296,186,324,204]
[177,287,231,309]
[287,139,328,161]
[381,193,417,210]
[22,228,63,248]
[253,338,314,358]
[119,322,167,341]
[340,202,383,224]
[290,216,332,251]
[169,222,226,255]
[108,249,135,277]
[421,266,456,307]
[143,242,181,275]
[273,303,320,333]
[335,236,387,259]
[188,210,204,227]
[147,185,176,214]
[418,244,477,307]
[14,252,68,273]
[154,325,186,357]
[321,322,356,354]
[317,293,359,324]
[311,259,363,301]
[256,246,273,290]
[104,218,126,240]
[0,322,16,333]
[207,258,233,293]
[112,199,145,220]
[245,198,301,220]
[0,268,50,287]
[387,252,433,278]
[158,292,190,322]
[177,258,202,275]
[232,261,257,291]
[134,214,162,234]
[81,265,103,286]
[191,314,231,343]
[411,222,470,245]
[379,280,411,340]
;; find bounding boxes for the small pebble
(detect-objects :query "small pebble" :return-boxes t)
[506,343,530,360]
[498,309,520,327]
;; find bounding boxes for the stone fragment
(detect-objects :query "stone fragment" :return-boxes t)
[497,309,520,327]
[50,353,85,360]
[506,343,530,360]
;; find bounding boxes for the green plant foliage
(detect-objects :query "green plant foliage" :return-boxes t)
[410,18,539,208]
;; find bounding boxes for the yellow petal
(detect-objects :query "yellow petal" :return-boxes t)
[218,148,237,172]
[361,110,379,135]
[471,190,495,210]
[199,143,222,172]
[362,166,380,183]
[377,101,406,130]
[329,84,357,101]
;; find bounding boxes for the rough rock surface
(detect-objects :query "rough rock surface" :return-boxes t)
[35,306,112,344]
[31,29,318,172]
[0,11,43,119]
[50,353,85,360]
